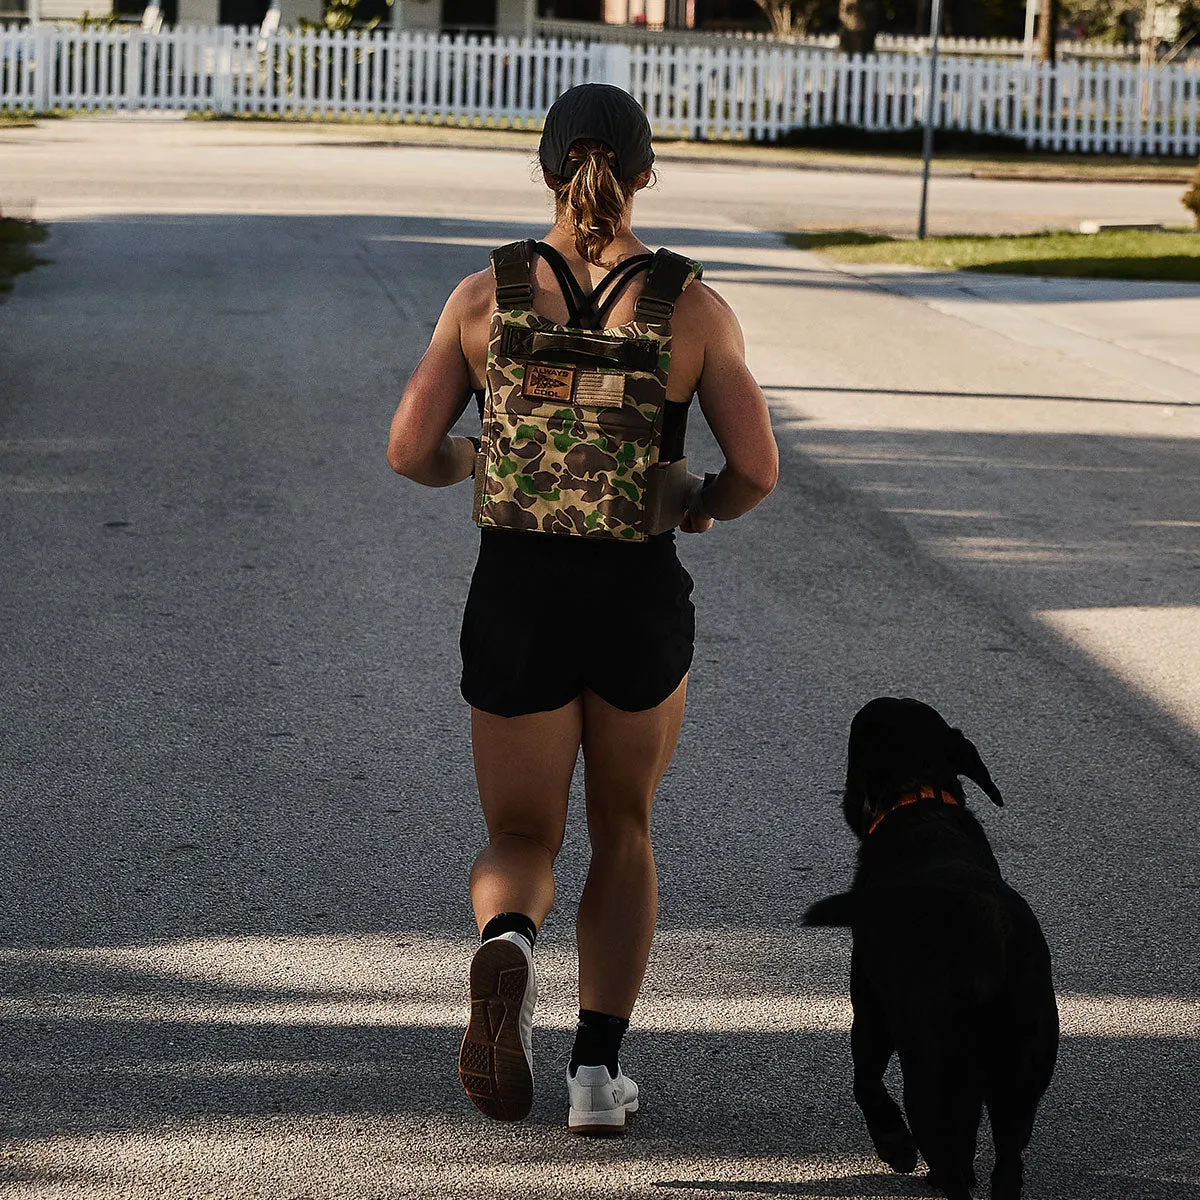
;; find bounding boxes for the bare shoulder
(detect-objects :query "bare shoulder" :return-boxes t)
[444,266,495,325]
[673,279,745,350]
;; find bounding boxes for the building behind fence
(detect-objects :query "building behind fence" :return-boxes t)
[533,19,1183,62]
[1,25,1198,155]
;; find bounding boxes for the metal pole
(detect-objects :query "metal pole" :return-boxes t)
[917,0,944,240]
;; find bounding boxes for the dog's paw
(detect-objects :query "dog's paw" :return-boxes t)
[877,1135,919,1174]
[989,1160,1023,1200]
[866,1115,918,1174]
[926,1169,974,1200]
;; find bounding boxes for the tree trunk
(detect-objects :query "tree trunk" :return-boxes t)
[1038,0,1058,64]
[839,0,879,55]
[1140,0,1159,69]
[766,0,795,37]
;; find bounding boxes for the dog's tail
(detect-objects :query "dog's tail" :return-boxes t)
[802,892,857,927]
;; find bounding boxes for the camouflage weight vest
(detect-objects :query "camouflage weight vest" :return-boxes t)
[472,239,702,543]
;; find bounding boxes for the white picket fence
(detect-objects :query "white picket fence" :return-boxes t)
[2,24,1199,155]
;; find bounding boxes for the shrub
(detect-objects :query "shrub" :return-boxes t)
[0,217,49,297]
[1184,159,1200,230]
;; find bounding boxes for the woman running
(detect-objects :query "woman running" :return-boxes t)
[386,83,778,1133]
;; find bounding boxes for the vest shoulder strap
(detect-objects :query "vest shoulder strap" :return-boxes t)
[490,240,536,309]
[633,249,703,323]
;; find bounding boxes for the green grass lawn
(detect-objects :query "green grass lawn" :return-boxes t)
[786,227,1200,282]
[0,218,50,297]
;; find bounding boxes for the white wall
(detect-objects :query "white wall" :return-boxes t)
[395,0,439,31]
[280,0,321,21]
[495,0,532,35]
[176,0,318,27]
[177,0,218,23]
[38,0,112,16]
[394,0,534,33]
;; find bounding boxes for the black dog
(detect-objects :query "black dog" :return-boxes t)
[804,697,1058,1200]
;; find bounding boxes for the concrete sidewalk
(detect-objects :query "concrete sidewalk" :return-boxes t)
[713,240,1200,746]
[814,263,1200,404]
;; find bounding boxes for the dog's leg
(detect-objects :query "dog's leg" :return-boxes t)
[985,953,1058,1200]
[898,1029,981,1200]
[987,1098,1035,1200]
[850,957,918,1173]
[985,1020,1057,1200]
[986,1067,1050,1200]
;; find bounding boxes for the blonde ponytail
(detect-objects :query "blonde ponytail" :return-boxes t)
[551,140,640,266]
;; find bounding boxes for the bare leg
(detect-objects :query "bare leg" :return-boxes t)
[469,699,583,932]
[459,699,583,1121]
[576,678,687,1019]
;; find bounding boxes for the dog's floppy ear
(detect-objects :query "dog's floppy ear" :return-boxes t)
[803,892,857,927]
[949,727,1004,807]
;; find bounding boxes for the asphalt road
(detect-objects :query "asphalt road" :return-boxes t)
[1,118,1195,235]
[1,124,1197,1199]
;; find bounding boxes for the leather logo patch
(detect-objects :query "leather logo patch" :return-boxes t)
[524,364,575,402]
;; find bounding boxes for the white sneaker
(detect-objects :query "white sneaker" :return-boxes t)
[567,1063,639,1135]
[458,932,536,1121]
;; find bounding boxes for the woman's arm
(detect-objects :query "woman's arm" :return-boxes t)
[682,284,779,530]
[386,272,490,488]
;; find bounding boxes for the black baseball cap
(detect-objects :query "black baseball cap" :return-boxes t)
[539,84,655,182]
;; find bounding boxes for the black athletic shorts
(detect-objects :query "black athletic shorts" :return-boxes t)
[460,527,695,718]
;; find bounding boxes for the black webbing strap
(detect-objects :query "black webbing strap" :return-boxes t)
[534,242,653,330]
[633,249,702,324]
[490,240,535,309]
[590,255,653,328]
[534,242,591,326]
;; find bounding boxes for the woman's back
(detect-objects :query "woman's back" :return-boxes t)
[385,82,778,1134]
[454,233,725,410]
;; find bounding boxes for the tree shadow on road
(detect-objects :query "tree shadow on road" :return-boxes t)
[0,953,1196,1198]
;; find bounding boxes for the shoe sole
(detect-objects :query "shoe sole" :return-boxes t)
[458,939,533,1122]
[569,1097,639,1137]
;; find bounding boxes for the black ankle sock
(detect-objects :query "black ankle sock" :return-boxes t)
[480,912,537,948]
[569,1008,629,1076]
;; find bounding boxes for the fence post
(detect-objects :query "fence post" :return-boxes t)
[586,39,604,82]
[125,30,143,111]
[216,24,234,115]
[596,41,631,90]
[33,24,53,114]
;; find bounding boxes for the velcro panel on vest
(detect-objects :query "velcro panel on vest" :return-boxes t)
[498,325,659,374]
[490,240,535,309]
[633,249,702,323]
[573,370,625,408]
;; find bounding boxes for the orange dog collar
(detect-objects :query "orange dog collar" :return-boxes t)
[866,784,960,837]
